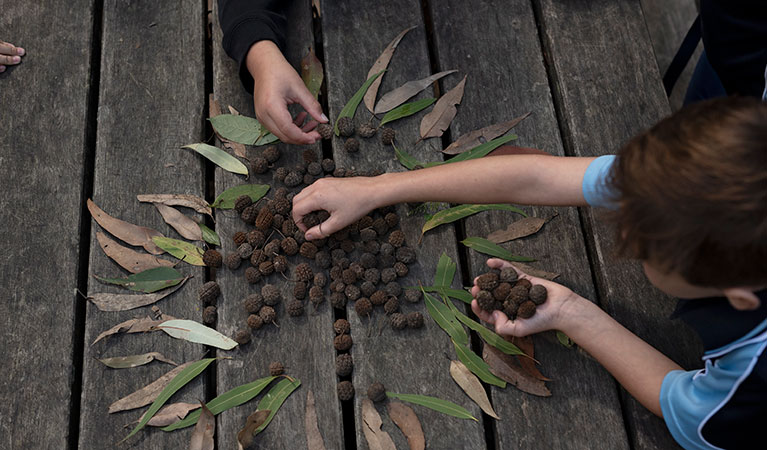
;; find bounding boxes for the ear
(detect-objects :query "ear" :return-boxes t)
[723,288,761,311]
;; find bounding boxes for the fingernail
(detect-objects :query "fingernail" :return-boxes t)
[0,66,5,72]
[320,113,328,122]
[12,56,20,63]
[17,48,25,56]
[305,232,313,240]
[492,312,499,321]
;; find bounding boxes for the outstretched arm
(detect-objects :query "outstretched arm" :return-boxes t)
[292,154,596,239]
[471,259,682,416]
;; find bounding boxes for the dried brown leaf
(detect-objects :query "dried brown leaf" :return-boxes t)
[88,277,188,312]
[154,204,203,241]
[108,362,194,413]
[209,95,247,159]
[227,105,240,115]
[237,410,271,450]
[419,76,466,139]
[512,263,560,281]
[92,314,174,345]
[483,344,551,397]
[96,232,175,273]
[449,360,500,419]
[442,112,531,155]
[512,336,551,381]
[363,26,417,113]
[137,193,213,218]
[304,390,326,450]
[190,402,215,450]
[145,402,200,427]
[98,352,178,369]
[387,401,425,450]
[361,399,396,450]
[486,216,549,244]
[374,70,456,114]
[87,198,164,254]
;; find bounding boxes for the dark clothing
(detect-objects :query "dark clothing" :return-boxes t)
[217,0,289,93]
[700,0,767,98]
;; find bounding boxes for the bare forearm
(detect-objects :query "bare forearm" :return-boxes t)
[373,155,594,208]
[559,299,682,416]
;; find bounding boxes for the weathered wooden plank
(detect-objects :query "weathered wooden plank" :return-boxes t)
[79,1,207,447]
[535,1,701,448]
[0,1,93,448]
[321,1,487,448]
[428,1,630,448]
[641,0,701,109]
[211,1,345,448]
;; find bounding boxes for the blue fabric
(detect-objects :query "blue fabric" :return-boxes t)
[581,155,618,209]
[661,333,767,450]
[684,51,727,105]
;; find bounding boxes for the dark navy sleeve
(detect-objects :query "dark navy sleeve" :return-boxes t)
[217,0,290,93]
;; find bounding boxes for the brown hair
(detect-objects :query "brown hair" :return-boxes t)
[609,96,767,288]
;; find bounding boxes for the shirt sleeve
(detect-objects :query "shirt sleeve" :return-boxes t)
[581,155,618,209]
[217,0,290,94]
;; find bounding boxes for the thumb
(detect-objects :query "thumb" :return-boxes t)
[294,85,327,123]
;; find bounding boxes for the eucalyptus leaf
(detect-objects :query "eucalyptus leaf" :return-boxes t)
[210,184,270,209]
[453,340,507,388]
[393,144,423,170]
[445,299,525,356]
[422,204,527,235]
[385,392,477,421]
[94,267,185,293]
[152,237,205,266]
[443,112,531,155]
[122,358,215,442]
[434,252,457,287]
[557,331,574,348]
[254,377,301,434]
[157,319,238,350]
[209,114,262,145]
[461,237,535,262]
[255,132,280,146]
[335,70,384,136]
[375,70,455,114]
[182,143,248,176]
[301,48,324,99]
[88,278,188,312]
[424,134,517,168]
[98,352,177,369]
[363,26,416,112]
[163,376,277,431]
[419,75,466,139]
[198,223,220,246]
[380,97,436,126]
[423,289,467,347]
[450,360,500,419]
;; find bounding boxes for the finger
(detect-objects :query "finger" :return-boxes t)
[491,311,516,335]
[293,85,327,123]
[470,285,479,296]
[272,106,315,145]
[0,42,15,55]
[0,54,21,65]
[0,66,5,73]
[301,119,318,133]
[485,258,509,269]
[293,111,308,127]
[471,300,495,323]
[306,215,343,240]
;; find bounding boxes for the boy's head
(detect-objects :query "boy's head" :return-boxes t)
[609,97,767,307]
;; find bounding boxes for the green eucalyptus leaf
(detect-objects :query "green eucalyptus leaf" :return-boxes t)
[445,299,525,356]
[152,237,205,266]
[557,331,574,348]
[461,237,535,262]
[453,340,506,388]
[210,184,270,209]
[385,392,477,421]
[162,376,277,431]
[198,223,220,246]
[94,267,185,293]
[422,204,527,235]
[209,114,262,145]
[380,97,436,126]
[393,144,423,170]
[157,319,238,350]
[425,134,518,168]
[434,252,457,287]
[335,70,384,136]
[423,289,468,347]
[254,377,301,434]
[182,143,248,175]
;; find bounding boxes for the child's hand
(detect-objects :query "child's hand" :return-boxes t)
[470,258,584,338]
[292,176,382,240]
[0,40,25,73]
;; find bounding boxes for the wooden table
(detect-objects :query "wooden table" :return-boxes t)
[0,0,703,448]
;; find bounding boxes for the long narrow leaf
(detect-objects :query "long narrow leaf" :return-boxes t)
[209,115,263,145]
[379,97,436,126]
[122,358,215,442]
[461,237,535,262]
[157,319,238,350]
[152,237,205,266]
[422,204,527,235]
[434,252,457,287]
[183,144,248,175]
[162,376,276,431]
[385,392,477,421]
[94,267,185,293]
[453,341,506,388]
[254,377,302,434]
[425,134,517,168]
[210,184,270,209]
[408,286,473,304]
[335,71,384,136]
[393,144,423,170]
[301,49,323,99]
[445,300,525,356]
[423,289,467,347]
[198,223,220,246]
